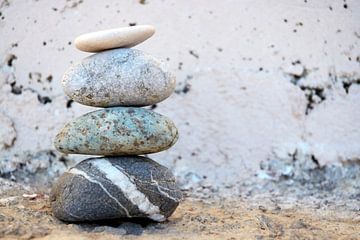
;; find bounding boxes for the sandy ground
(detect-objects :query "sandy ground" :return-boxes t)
[2,157,360,239]
[1,188,359,240]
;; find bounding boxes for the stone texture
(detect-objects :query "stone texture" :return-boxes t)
[54,107,178,155]
[62,48,176,107]
[50,156,182,222]
[74,25,155,52]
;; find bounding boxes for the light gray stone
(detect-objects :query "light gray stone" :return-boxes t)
[74,25,155,52]
[62,48,176,107]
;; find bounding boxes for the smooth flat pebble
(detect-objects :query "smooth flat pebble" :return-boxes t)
[54,107,178,155]
[50,156,182,222]
[62,48,176,107]
[74,25,155,52]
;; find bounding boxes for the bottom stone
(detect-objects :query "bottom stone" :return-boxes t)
[50,156,182,222]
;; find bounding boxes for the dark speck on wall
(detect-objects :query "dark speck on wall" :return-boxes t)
[10,82,22,95]
[129,22,137,26]
[292,60,301,65]
[175,82,191,94]
[46,75,53,82]
[7,54,17,67]
[66,99,74,108]
[189,50,199,59]
[38,95,52,104]
[43,41,47,46]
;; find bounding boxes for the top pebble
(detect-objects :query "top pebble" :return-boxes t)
[74,25,155,52]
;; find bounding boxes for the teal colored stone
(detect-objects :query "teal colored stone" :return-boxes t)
[54,107,178,155]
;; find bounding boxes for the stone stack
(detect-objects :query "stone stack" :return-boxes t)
[50,25,182,222]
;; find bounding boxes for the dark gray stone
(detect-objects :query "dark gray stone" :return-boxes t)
[50,156,182,222]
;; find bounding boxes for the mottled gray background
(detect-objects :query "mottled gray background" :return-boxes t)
[0,0,359,196]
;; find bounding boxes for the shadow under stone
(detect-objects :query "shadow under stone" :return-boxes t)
[74,218,168,236]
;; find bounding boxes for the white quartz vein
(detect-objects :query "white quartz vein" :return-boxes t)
[68,168,131,217]
[150,171,181,202]
[112,164,180,201]
[91,159,166,222]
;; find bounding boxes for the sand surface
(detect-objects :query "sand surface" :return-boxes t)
[1,193,359,240]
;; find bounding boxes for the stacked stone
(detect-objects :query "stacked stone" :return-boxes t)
[50,25,182,222]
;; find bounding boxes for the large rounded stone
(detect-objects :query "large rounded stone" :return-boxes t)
[62,48,176,107]
[54,107,178,155]
[74,25,155,52]
[50,156,182,222]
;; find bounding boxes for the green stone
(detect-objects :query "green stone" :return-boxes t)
[54,107,178,155]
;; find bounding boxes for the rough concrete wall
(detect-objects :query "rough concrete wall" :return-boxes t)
[0,0,359,191]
